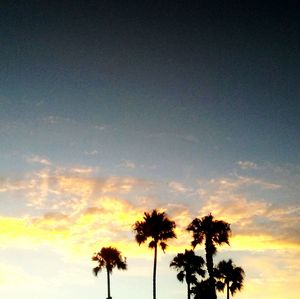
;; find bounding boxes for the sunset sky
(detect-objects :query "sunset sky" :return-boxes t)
[0,1,299,299]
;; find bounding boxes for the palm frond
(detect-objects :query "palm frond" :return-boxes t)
[93,266,101,276]
[176,271,185,282]
[160,241,167,252]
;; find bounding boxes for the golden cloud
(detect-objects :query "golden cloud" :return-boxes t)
[196,175,300,249]
[1,163,299,260]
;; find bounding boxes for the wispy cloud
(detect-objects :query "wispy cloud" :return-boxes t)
[70,167,95,174]
[83,150,99,156]
[94,124,106,131]
[168,181,189,193]
[42,115,72,125]
[147,132,200,144]
[26,155,51,166]
[120,160,136,169]
[238,160,258,169]
[196,174,298,247]
[0,162,299,261]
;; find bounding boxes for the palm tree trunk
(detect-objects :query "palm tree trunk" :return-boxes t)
[153,243,157,299]
[205,237,216,299]
[106,267,111,299]
[187,282,191,299]
[227,282,230,299]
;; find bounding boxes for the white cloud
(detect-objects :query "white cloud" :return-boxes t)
[94,124,106,131]
[238,161,258,169]
[42,115,71,124]
[70,167,95,174]
[168,181,189,193]
[84,150,99,156]
[121,160,136,169]
[26,155,51,166]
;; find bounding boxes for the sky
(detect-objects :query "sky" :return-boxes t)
[0,1,299,299]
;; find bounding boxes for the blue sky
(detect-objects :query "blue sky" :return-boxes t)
[0,1,299,299]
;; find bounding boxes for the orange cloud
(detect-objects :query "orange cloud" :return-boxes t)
[195,175,299,250]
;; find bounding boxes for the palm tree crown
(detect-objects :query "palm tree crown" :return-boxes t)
[187,214,231,299]
[170,249,206,299]
[133,209,176,299]
[216,259,245,299]
[92,246,127,274]
[133,209,176,251]
[187,214,231,253]
[92,246,127,299]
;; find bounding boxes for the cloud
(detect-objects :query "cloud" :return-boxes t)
[120,160,136,169]
[0,178,28,193]
[196,175,299,247]
[0,195,149,258]
[94,124,106,131]
[238,161,258,169]
[42,115,72,124]
[0,163,159,257]
[168,181,189,193]
[70,167,95,174]
[84,150,99,156]
[26,155,51,166]
[203,175,281,192]
[147,132,199,143]
[1,162,152,212]
[1,162,299,259]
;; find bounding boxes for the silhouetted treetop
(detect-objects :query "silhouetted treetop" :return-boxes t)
[187,213,231,252]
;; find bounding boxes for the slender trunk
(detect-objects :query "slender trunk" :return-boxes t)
[205,236,216,299]
[227,282,230,299]
[187,282,191,299]
[106,267,111,299]
[153,243,157,299]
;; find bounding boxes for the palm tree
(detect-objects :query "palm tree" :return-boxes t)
[92,246,127,299]
[187,214,231,299]
[192,279,212,299]
[133,209,176,299]
[216,259,245,299]
[170,249,206,299]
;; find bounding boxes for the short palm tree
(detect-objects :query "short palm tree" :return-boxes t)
[170,249,206,299]
[192,279,212,299]
[187,214,231,299]
[216,259,245,299]
[133,209,176,299]
[92,246,127,299]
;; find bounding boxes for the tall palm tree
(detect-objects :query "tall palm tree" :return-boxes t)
[170,249,206,299]
[216,259,245,299]
[187,214,231,299]
[92,246,127,299]
[133,209,176,299]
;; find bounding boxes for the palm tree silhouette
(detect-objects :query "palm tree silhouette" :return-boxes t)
[215,259,245,299]
[187,214,231,299]
[192,279,212,299]
[170,249,206,299]
[92,246,127,299]
[133,209,176,299]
